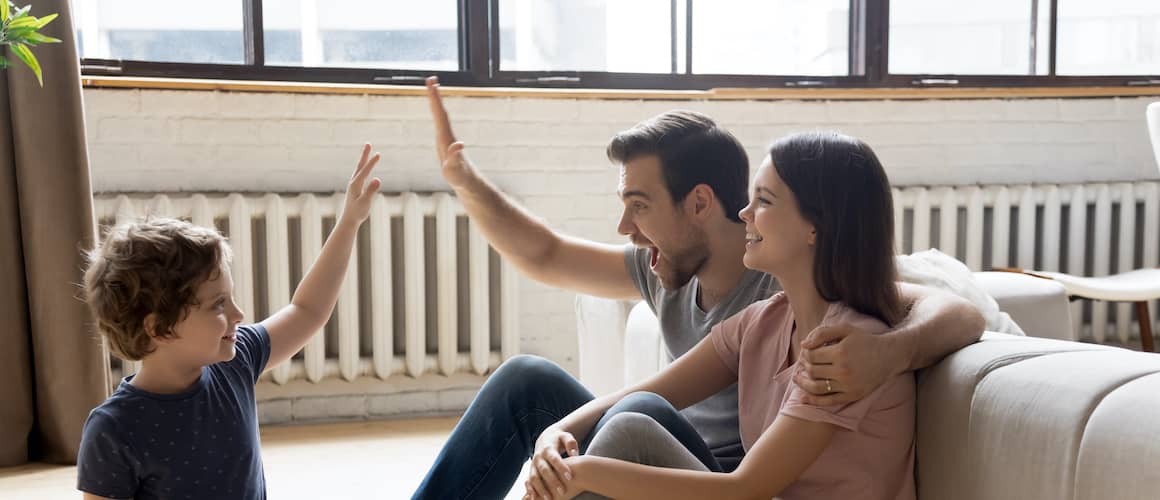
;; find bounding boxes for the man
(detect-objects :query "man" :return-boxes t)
[412,77,984,500]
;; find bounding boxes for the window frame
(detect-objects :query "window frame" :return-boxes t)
[77,0,1160,90]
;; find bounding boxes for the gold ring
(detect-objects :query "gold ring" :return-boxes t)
[825,379,833,393]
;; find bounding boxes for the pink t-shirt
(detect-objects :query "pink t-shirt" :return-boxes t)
[710,292,916,500]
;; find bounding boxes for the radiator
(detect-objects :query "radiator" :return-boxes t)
[94,192,519,397]
[893,181,1160,345]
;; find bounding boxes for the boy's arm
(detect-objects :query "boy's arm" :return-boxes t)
[425,77,638,300]
[261,144,382,368]
[793,283,985,405]
[83,494,118,500]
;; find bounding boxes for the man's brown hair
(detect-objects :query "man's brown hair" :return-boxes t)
[607,110,749,222]
[83,218,231,360]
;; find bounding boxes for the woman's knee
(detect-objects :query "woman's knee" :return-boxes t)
[603,411,664,435]
[586,412,664,459]
[607,391,676,418]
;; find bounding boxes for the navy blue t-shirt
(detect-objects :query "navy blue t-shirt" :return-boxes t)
[77,324,271,500]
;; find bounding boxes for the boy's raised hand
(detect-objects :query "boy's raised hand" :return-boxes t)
[341,143,382,224]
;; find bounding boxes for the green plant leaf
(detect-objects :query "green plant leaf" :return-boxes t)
[22,32,59,45]
[9,42,42,86]
[13,4,29,19]
[1,1,9,25]
[8,15,39,28]
[0,57,8,69]
[27,12,55,29]
[33,12,56,29]
[5,26,37,41]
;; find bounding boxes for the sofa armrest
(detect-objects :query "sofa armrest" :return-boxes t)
[574,295,635,396]
[624,301,667,384]
[574,295,667,392]
[973,271,1075,341]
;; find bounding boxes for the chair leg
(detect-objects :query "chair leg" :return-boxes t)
[1135,301,1154,353]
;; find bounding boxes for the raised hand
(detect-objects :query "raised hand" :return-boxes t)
[425,76,475,188]
[339,143,382,225]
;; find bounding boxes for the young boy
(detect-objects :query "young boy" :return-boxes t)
[76,144,382,500]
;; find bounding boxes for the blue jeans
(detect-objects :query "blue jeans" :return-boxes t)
[411,356,727,500]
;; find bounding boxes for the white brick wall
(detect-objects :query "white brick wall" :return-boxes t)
[83,88,1160,373]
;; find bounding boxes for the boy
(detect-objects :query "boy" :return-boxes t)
[76,144,382,499]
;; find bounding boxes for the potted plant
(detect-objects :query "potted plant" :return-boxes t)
[1,1,59,86]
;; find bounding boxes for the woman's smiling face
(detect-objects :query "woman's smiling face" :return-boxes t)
[738,156,816,277]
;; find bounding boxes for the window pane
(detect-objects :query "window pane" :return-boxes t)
[263,0,458,70]
[1057,0,1160,75]
[890,0,1047,75]
[692,0,849,76]
[499,0,672,73]
[74,0,244,64]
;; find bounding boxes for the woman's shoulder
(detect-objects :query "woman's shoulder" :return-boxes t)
[740,291,790,320]
[824,302,892,335]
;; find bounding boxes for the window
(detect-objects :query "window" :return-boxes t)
[262,0,458,70]
[75,0,245,64]
[1056,0,1160,75]
[692,0,849,76]
[890,0,1048,75]
[76,0,1160,89]
[498,0,671,73]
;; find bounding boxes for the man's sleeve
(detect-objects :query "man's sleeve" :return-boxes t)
[623,244,660,311]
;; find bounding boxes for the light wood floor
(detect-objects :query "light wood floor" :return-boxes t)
[0,417,529,500]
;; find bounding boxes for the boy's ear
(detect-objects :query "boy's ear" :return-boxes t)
[143,313,165,340]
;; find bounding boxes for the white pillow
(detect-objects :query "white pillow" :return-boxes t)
[896,249,1025,336]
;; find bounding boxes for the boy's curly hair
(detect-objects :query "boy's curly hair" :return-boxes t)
[83,218,232,361]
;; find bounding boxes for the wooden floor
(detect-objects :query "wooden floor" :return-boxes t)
[0,417,529,500]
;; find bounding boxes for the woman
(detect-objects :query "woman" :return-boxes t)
[525,131,915,500]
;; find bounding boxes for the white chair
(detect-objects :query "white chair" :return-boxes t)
[996,101,1160,352]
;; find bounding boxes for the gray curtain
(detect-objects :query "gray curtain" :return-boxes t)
[0,0,107,465]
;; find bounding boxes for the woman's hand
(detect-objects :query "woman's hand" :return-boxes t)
[524,426,580,499]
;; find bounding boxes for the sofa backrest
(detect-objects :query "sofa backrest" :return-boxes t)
[917,332,1160,500]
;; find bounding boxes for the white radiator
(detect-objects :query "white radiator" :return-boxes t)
[893,181,1160,345]
[94,192,519,399]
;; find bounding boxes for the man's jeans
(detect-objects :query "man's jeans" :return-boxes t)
[410,355,726,500]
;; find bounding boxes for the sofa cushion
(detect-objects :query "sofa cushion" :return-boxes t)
[969,351,1160,500]
[1074,372,1160,499]
[916,333,1114,500]
[917,333,1160,500]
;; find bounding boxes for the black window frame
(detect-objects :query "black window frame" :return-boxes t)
[78,0,1160,90]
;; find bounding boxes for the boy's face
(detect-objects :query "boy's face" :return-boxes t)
[616,154,709,290]
[156,263,245,366]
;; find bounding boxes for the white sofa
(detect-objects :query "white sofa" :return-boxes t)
[574,271,1160,500]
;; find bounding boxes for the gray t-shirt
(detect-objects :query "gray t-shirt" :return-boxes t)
[624,245,779,461]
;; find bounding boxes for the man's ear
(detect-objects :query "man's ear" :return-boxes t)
[689,184,715,218]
